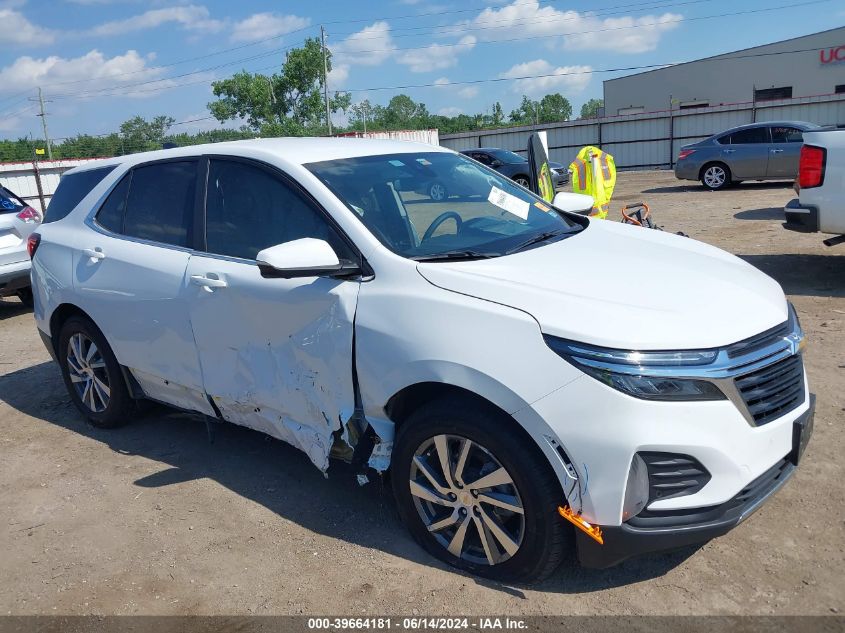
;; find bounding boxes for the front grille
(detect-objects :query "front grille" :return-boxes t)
[735,354,805,426]
[627,456,793,529]
[639,452,711,503]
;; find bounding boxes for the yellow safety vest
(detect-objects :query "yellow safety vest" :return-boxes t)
[569,146,616,219]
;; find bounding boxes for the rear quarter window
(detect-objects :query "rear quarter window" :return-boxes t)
[0,185,25,213]
[44,165,116,223]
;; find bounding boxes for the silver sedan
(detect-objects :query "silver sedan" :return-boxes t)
[674,121,819,190]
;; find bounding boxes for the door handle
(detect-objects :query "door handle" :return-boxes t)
[82,248,105,261]
[771,149,784,153]
[190,274,228,292]
[722,149,736,154]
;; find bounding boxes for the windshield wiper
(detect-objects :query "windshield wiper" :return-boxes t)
[411,250,498,262]
[505,229,569,255]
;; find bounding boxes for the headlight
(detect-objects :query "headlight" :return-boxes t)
[544,336,726,401]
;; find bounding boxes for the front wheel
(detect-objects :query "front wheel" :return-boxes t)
[58,316,133,428]
[701,163,731,190]
[429,182,448,201]
[513,175,530,188]
[391,398,571,582]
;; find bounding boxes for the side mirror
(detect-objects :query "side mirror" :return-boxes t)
[256,238,359,279]
[553,191,594,215]
[490,159,503,167]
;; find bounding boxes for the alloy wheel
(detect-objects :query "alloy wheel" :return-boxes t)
[430,183,447,201]
[514,176,530,188]
[66,332,110,413]
[704,166,726,188]
[409,434,525,566]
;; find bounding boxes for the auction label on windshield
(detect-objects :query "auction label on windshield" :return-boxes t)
[488,186,530,220]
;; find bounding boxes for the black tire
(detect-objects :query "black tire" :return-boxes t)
[58,315,133,428]
[15,287,33,308]
[700,162,731,190]
[391,397,571,582]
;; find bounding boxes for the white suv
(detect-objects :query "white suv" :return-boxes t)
[30,139,814,581]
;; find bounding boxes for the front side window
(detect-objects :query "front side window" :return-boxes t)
[307,152,584,260]
[770,126,803,143]
[205,159,354,262]
[123,161,196,248]
[728,127,769,144]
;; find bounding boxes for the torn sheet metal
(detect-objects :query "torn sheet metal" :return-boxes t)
[184,254,360,471]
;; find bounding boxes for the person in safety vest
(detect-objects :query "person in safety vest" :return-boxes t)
[569,146,616,219]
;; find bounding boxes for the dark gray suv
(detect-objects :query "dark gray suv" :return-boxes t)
[460,148,569,190]
[674,121,819,190]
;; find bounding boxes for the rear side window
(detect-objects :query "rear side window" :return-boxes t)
[44,166,116,223]
[95,173,131,234]
[205,159,354,261]
[123,161,196,248]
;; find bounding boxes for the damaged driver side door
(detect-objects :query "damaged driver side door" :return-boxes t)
[184,157,361,471]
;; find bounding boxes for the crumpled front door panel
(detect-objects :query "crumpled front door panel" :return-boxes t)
[185,254,359,471]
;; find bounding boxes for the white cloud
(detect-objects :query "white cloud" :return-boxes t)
[499,59,592,96]
[0,50,173,98]
[438,106,463,117]
[230,12,310,43]
[462,0,680,53]
[327,63,349,88]
[457,86,479,99]
[0,9,56,46]
[397,35,476,72]
[89,5,224,37]
[433,77,451,86]
[331,21,395,66]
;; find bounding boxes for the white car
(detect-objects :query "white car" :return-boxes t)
[30,139,813,581]
[0,184,42,306]
[784,127,845,247]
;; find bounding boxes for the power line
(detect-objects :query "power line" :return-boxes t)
[336,44,841,93]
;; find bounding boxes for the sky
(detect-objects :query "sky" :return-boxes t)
[0,0,842,141]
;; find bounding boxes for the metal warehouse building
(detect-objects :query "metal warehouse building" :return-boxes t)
[604,27,845,116]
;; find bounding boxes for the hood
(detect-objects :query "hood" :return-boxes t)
[416,221,787,350]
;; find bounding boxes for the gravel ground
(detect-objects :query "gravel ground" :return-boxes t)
[0,170,842,616]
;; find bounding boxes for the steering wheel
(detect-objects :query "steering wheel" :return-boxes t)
[421,211,463,242]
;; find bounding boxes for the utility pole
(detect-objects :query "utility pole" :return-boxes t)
[30,87,53,160]
[320,25,332,135]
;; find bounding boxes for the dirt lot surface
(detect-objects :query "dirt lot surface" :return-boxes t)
[1,170,843,616]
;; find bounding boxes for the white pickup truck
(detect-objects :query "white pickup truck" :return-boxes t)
[784,127,845,247]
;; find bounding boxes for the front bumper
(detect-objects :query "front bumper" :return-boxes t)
[577,395,813,567]
[783,198,820,233]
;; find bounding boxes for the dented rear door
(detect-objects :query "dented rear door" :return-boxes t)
[184,157,360,471]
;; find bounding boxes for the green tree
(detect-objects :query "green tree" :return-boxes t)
[208,38,350,135]
[509,95,540,125]
[119,115,175,152]
[492,102,504,126]
[579,98,604,119]
[538,93,572,123]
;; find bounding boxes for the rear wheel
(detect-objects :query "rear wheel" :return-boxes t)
[58,316,132,428]
[513,175,530,188]
[700,163,731,190]
[391,398,571,582]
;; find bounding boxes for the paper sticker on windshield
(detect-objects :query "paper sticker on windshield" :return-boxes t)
[389,160,405,167]
[416,158,432,166]
[534,201,551,212]
[488,186,530,220]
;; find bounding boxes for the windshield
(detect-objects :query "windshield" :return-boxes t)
[307,152,585,260]
[487,149,526,164]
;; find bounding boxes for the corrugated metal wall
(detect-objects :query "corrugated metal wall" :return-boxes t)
[0,159,106,212]
[440,94,845,170]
